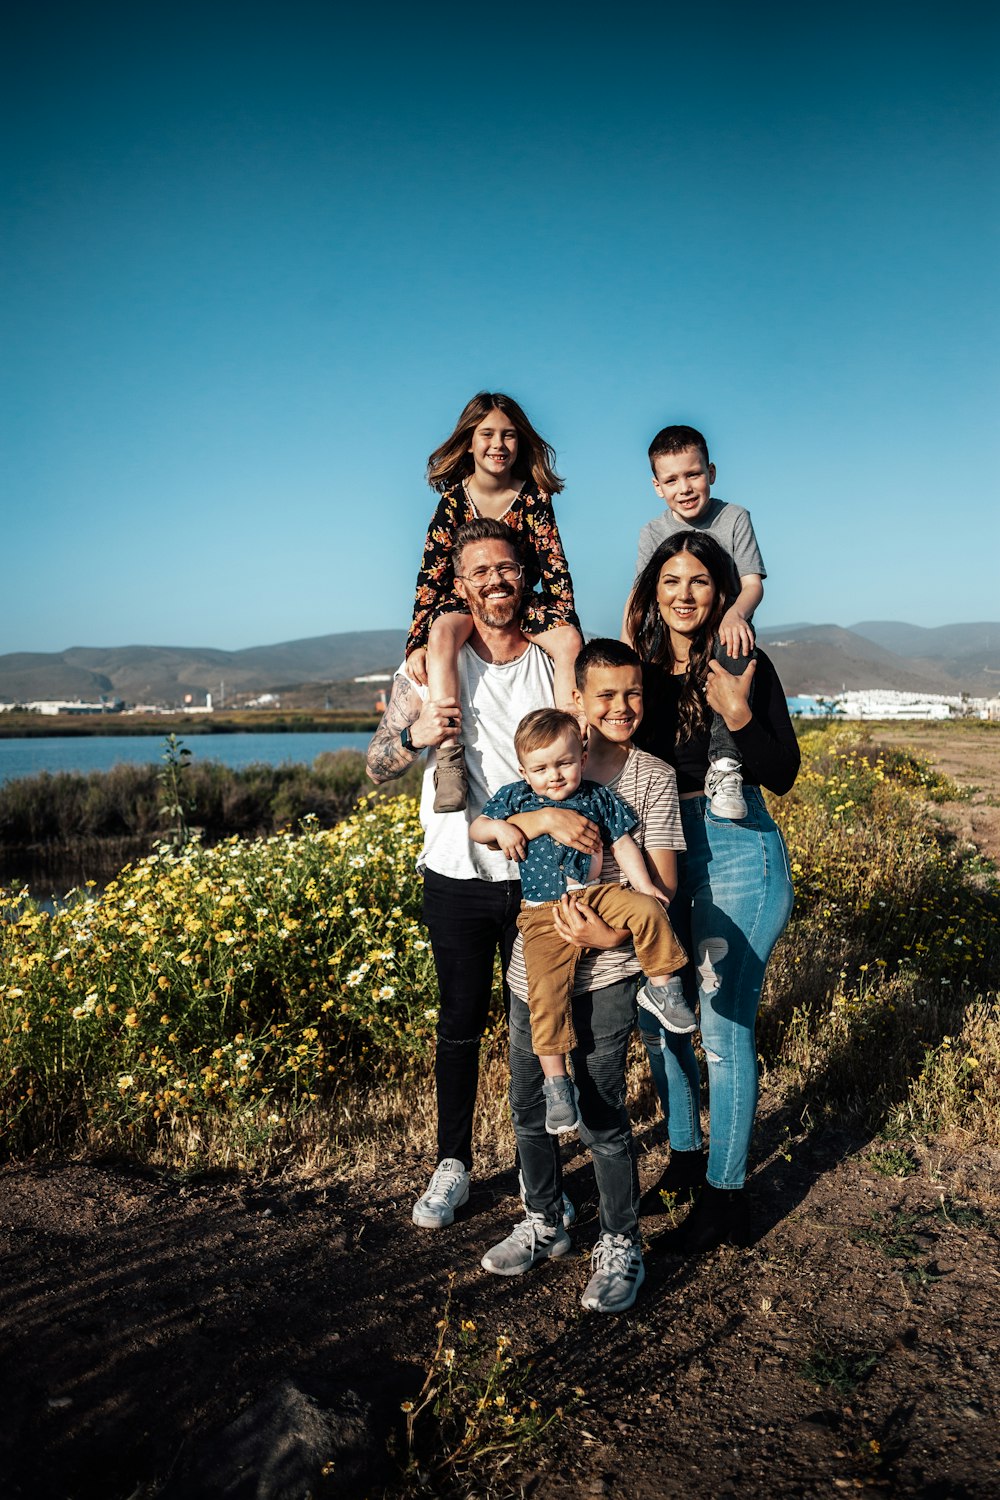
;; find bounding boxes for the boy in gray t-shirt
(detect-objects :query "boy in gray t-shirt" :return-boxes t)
[630,424,765,819]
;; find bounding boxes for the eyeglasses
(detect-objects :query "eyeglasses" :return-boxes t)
[454,562,524,585]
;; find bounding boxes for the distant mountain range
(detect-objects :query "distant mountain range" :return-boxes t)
[757,621,1000,697]
[2,622,999,706]
[0,632,407,708]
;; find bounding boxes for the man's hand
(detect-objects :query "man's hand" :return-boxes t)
[551,893,629,950]
[367,675,463,784]
[411,695,462,750]
[718,606,756,659]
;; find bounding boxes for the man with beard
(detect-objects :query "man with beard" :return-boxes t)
[367,519,578,1228]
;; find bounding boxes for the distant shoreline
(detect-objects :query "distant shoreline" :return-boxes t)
[0,711,382,739]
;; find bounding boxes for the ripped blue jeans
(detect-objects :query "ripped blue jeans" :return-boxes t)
[639,787,794,1189]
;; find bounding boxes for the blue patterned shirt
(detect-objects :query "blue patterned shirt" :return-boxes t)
[480,779,638,901]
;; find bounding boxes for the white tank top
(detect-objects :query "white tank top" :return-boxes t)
[414,642,555,882]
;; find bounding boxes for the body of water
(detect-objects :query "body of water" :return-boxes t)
[0,732,374,785]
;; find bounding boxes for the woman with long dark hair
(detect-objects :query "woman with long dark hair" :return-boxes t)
[627,531,799,1252]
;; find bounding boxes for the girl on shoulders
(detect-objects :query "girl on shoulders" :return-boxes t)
[407,392,582,813]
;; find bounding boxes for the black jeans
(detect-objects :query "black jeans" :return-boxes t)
[422,868,522,1170]
[509,979,641,1241]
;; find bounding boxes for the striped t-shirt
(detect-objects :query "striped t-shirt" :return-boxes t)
[505,746,685,1001]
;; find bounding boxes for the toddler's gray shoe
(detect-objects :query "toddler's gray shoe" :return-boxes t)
[543,1076,579,1135]
[412,1158,470,1229]
[581,1233,645,1313]
[433,744,469,813]
[481,1211,572,1276]
[637,975,698,1034]
[705,757,747,819]
[518,1169,576,1229]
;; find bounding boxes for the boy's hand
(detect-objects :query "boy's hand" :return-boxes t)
[537,808,602,855]
[406,647,428,687]
[718,607,756,659]
[552,893,629,950]
[493,822,527,862]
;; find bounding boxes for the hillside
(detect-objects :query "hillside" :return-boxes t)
[756,622,1000,697]
[0,631,406,707]
[2,622,998,706]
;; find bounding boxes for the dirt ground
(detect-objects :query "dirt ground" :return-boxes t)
[2,728,998,1500]
[872,721,1000,870]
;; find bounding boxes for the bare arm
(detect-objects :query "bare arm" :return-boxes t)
[468,815,527,861]
[365,672,463,785]
[718,574,764,657]
[611,832,662,900]
[508,805,602,857]
[643,846,678,904]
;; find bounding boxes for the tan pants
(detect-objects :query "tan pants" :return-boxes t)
[516,884,688,1055]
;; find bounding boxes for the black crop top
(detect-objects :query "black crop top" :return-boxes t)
[635,650,800,796]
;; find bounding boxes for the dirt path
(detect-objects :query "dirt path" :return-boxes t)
[2,725,998,1499]
[2,1119,998,1499]
[871,720,1000,869]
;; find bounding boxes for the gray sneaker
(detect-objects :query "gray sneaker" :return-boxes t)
[481,1211,572,1276]
[433,744,469,814]
[637,975,698,1034]
[518,1170,577,1230]
[412,1158,470,1229]
[543,1076,579,1135]
[581,1233,645,1313]
[705,757,747,819]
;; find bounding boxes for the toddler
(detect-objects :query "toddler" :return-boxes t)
[470,708,692,1135]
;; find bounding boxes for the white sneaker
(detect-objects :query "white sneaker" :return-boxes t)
[481,1211,572,1276]
[412,1158,470,1229]
[518,1169,576,1229]
[705,758,747,819]
[581,1233,645,1313]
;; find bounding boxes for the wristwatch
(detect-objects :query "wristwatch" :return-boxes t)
[400,725,416,753]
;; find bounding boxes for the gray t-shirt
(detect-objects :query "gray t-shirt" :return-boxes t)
[634,498,766,586]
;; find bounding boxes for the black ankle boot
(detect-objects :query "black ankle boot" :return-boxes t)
[658,1182,750,1254]
[639,1149,708,1216]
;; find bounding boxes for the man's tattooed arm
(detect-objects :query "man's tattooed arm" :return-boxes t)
[366,672,464,785]
[366,673,424,784]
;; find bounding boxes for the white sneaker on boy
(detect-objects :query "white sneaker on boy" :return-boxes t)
[481,1212,572,1276]
[580,1233,645,1313]
[705,757,747,819]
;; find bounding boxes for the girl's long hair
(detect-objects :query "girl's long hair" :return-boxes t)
[426,392,564,495]
[626,533,733,742]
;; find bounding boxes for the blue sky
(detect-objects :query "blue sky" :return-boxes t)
[5,1,998,655]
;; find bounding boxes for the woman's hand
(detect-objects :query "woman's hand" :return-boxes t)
[551,893,629,950]
[705,658,755,732]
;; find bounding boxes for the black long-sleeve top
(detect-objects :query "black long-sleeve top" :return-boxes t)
[635,649,800,796]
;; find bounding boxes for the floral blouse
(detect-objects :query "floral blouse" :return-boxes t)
[406,481,580,657]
